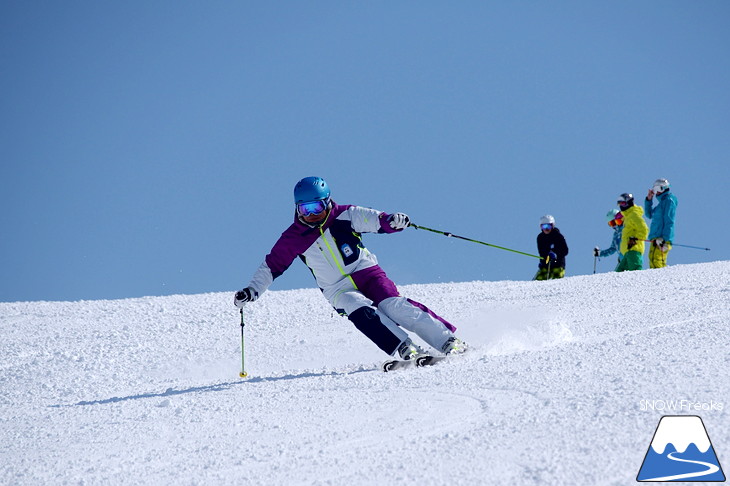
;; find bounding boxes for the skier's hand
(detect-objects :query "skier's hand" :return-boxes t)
[654,238,669,252]
[234,288,257,308]
[389,212,410,230]
[647,189,654,201]
[548,251,557,262]
[593,247,600,257]
[628,237,637,249]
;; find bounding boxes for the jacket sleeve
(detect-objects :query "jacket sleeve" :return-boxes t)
[246,225,305,296]
[536,234,548,258]
[346,206,399,234]
[599,229,621,257]
[557,232,569,257]
[644,198,654,219]
[248,261,275,297]
[662,197,677,242]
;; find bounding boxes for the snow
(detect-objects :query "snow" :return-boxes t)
[2,261,729,485]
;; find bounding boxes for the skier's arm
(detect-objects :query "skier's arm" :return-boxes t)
[599,229,620,257]
[240,225,303,300]
[663,198,677,242]
[347,206,407,234]
[558,233,569,257]
[644,197,654,219]
[246,261,275,298]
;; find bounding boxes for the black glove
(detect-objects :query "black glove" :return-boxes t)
[234,288,257,308]
[593,247,600,257]
[627,237,637,249]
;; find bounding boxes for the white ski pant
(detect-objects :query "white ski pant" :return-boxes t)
[325,280,453,355]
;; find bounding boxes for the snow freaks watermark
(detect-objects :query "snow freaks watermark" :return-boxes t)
[636,415,726,482]
[639,399,724,412]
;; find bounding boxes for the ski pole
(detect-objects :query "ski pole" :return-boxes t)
[239,309,248,378]
[410,223,545,262]
[593,255,597,274]
[641,240,710,251]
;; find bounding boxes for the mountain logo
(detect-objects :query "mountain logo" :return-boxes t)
[637,415,725,482]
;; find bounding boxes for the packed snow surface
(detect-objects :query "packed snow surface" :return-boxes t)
[2,262,728,485]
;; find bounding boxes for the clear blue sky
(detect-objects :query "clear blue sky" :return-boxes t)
[2,1,728,303]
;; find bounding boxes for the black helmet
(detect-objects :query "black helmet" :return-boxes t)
[617,193,634,208]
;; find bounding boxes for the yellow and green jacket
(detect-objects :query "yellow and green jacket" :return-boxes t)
[619,205,649,255]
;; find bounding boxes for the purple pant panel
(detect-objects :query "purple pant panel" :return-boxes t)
[350,265,457,332]
[406,298,457,333]
[350,265,399,306]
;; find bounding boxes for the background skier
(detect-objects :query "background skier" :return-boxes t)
[644,178,678,269]
[615,193,649,272]
[534,215,569,280]
[234,176,467,362]
[594,209,624,270]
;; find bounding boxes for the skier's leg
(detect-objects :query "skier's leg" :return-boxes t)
[534,267,549,280]
[649,243,670,269]
[330,286,409,356]
[347,306,406,355]
[649,245,659,269]
[663,242,672,266]
[378,296,454,352]
[350,265,458,353]
[624,250,644,271]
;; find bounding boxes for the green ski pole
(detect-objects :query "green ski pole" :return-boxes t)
[239,309,248,378]
[409,223,546,262]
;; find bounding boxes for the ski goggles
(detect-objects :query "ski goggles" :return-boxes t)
[608,212,623,227]
[608,218,624,227]
[297,199,328,216]
[540,223,553,231]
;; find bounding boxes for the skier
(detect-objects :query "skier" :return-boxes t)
[615,193,649,272]
[594,209,623,270]
[534,215,569,280]
[233,176,467,362]
[644,178,678,269]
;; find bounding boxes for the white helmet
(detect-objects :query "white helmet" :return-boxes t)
[539,214,555,226]
[652,178,670,194]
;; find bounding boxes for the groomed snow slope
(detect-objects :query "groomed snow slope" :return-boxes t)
[2,262,728,485]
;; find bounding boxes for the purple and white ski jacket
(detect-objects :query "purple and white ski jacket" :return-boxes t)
[247,203,401,298]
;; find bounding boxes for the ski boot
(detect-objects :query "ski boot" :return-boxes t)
[397,339,425,361]
[441,336,468,356]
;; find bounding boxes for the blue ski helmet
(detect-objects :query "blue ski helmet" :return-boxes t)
[294,176,330,204]
[605,209,620,222]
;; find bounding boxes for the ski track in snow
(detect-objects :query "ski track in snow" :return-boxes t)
[1,261,729,485]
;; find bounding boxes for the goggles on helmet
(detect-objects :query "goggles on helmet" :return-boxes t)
[608,212,624,227]
[297,199,328,217]
[540,223,553,231]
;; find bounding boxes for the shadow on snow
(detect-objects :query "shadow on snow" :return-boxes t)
[48,367,373,407]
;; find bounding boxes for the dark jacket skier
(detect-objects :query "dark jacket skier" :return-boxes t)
[535,214,569,280]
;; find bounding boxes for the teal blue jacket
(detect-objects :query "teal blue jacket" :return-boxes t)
[644,190,677,242]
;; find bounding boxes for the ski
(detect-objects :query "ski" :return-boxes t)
[415,355,447,367]
[381,354,444,372]
[381,358,415,372]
